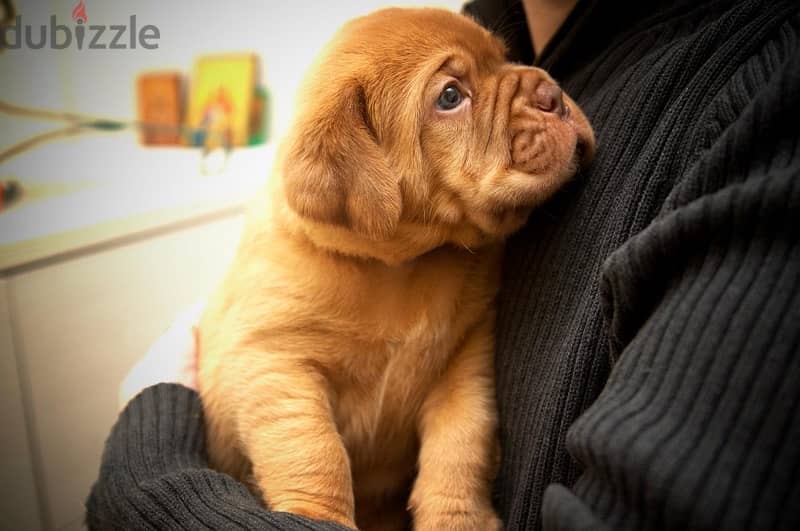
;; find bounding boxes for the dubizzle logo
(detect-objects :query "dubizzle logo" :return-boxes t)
[0,0,161,50]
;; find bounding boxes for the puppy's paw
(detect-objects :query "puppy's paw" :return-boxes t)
[414,509,502,531]
[277,503,357,530]
[411,498,502,531]
[269,493,356,529]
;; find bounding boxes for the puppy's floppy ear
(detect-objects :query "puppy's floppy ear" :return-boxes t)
[283,81,401,240]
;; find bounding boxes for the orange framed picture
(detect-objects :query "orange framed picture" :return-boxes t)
[136,71,183,146]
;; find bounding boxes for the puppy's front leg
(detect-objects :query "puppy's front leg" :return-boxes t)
[239,362,356,529]
[410,317,502,531]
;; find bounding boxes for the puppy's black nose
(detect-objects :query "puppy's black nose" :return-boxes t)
[535,82,564,116]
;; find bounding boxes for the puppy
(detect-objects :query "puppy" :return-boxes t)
[198,8,594,531]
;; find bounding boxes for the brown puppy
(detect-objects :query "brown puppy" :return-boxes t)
[199,8,594,531]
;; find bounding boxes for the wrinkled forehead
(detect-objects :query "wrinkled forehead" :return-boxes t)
[337,8,507,80]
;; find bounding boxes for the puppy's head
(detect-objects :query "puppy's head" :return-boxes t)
[282,8,594,259]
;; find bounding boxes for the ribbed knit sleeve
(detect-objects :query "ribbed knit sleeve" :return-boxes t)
[544,162,800,530]
[86,384,351,531]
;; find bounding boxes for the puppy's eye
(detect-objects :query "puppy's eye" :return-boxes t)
[437,85,464,111]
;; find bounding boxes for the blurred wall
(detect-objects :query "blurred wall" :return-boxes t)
[0,0,465,150]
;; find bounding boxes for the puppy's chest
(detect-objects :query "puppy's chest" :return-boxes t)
[332,316,457,463]
[330,260,495,460]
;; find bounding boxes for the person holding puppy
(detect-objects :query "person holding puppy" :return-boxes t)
[88,0,800,530]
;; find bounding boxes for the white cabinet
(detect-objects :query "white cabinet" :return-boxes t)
[3,213,243,530]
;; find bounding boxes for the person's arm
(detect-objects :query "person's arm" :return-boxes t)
[541,51,800,530]
[87,384,350,530]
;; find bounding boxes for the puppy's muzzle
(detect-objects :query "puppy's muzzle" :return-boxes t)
[505,67,594,173]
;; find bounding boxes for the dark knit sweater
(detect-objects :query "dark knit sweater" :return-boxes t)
[87,0,800,529]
